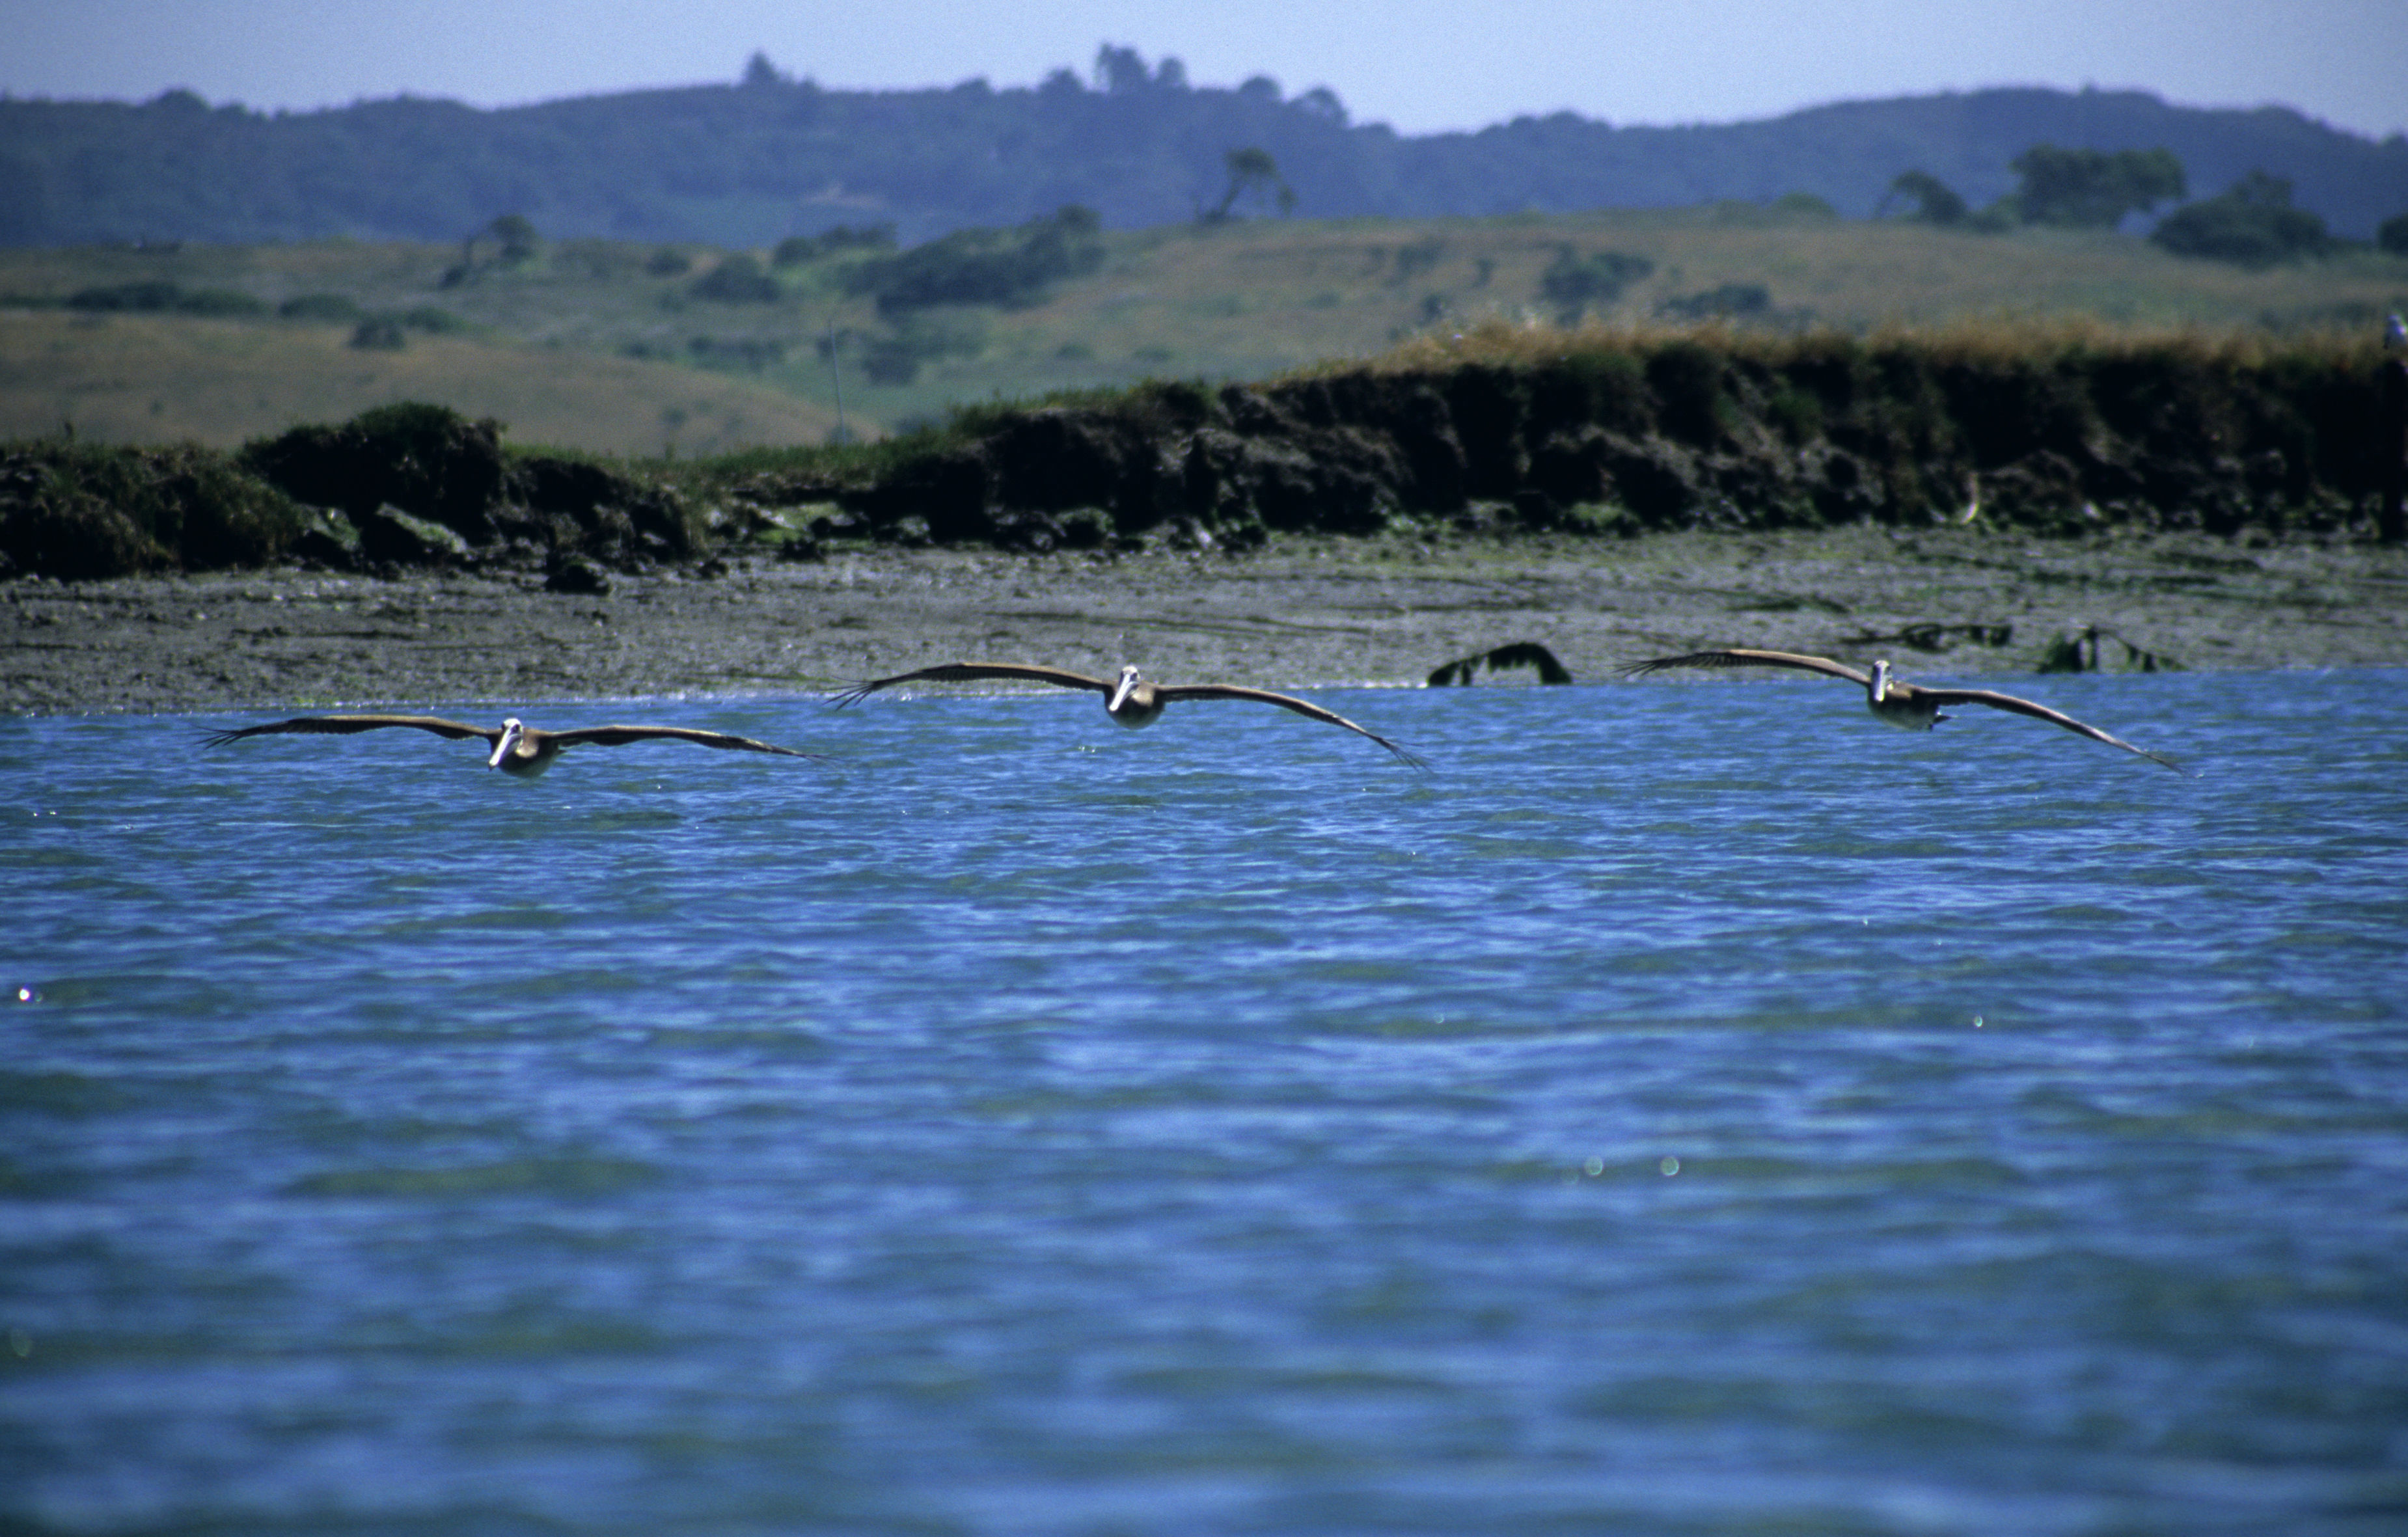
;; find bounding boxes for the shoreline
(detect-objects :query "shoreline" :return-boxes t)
[6,526,2405,718]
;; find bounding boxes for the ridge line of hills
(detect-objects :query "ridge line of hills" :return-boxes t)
[5,55,2406,250]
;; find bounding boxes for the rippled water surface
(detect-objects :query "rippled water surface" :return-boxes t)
[5,670,2407,1535]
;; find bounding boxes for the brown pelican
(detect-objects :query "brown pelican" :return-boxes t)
[1616,649,2184,772]
[832,662,1426,767]
[204,714,815,778]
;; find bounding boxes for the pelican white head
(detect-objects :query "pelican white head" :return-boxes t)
[488,717,525,770]
[1108,664,1143,713]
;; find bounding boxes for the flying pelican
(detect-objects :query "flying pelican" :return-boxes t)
[203,714,814,778]
[831,662,1427,767]
[1615,649,2184,772]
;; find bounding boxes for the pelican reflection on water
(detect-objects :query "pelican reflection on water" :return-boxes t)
[832,662,1427,767]
[204,714,815,777]
[1617,648,2185,772]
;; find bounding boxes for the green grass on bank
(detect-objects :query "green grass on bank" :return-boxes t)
[5,206,2405,458]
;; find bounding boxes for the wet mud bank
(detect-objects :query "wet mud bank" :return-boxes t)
[7,526,2403,717]
[5,336,2403,714]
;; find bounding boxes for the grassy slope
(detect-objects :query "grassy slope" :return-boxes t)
[0,310,843,456]
[5,209,2405,457]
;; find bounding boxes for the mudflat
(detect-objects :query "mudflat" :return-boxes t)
[6,526,2404,717]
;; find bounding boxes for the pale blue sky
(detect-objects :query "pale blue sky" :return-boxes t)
[5,0,2404,141]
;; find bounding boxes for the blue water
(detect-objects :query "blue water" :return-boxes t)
[5,670,2406,1536]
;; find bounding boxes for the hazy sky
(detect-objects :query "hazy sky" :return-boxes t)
[7,0,2405,141]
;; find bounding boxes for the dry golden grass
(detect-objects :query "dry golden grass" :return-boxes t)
[0,308,841,454]
[1359,310,2382,378]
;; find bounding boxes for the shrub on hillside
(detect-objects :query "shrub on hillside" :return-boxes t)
[277,293,361,321]
[67,280,264,316]
[844,206,1104,316]
[2151,172,2332,267]
[690,253,783,303]
[1768,192,1837,220]
[1657,283,1772,321]
[855,314,989,385]
[772,224,896,267]
[1538,248,1655,321]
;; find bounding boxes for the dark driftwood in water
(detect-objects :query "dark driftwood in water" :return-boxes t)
[1427,642,1574,687]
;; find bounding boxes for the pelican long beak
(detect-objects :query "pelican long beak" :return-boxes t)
[489,718,523,770]
[1108,666,1142,713]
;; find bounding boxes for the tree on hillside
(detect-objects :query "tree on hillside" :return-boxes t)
[1294,87,1349,126]
[1539,247,1654,322]
[2378,211,2408,257]
[771,223,896,267]
[488,213,540,262]
[690,251,783,301]
[12,78,2398,250]
[845,205,1105,314]
[1095,45,1151,94]
[1204,147,1295,221]
[2006,144,2186,227]
[2151,170,2333,266]
[443,213,540,286]
[1876,170,1968,226]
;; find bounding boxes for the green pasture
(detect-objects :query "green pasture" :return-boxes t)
[5,205,2403,457]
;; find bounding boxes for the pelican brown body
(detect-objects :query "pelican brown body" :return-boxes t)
[203,714,815,778]
[832,662,1426,767]
[1616,649,2185,772]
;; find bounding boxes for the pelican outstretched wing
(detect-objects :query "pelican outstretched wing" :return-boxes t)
[830,662,1115,707]
[204,713,496,748]
[1155,683,1427,767]
[1917,688,2185,772]
[1615,649,1872,686]
[543,726,817,757]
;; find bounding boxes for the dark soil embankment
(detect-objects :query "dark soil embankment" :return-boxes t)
[1,403,702,589]
[726,330,2400,556]
[3,333,2400,588]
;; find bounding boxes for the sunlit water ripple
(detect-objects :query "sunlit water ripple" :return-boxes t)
[4,669,2405,1535]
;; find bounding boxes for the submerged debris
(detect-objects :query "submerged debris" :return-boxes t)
[1426,641,1575,687]
[2038,625,2182,673]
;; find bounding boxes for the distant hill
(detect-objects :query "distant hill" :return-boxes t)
[3,55,2405,248]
